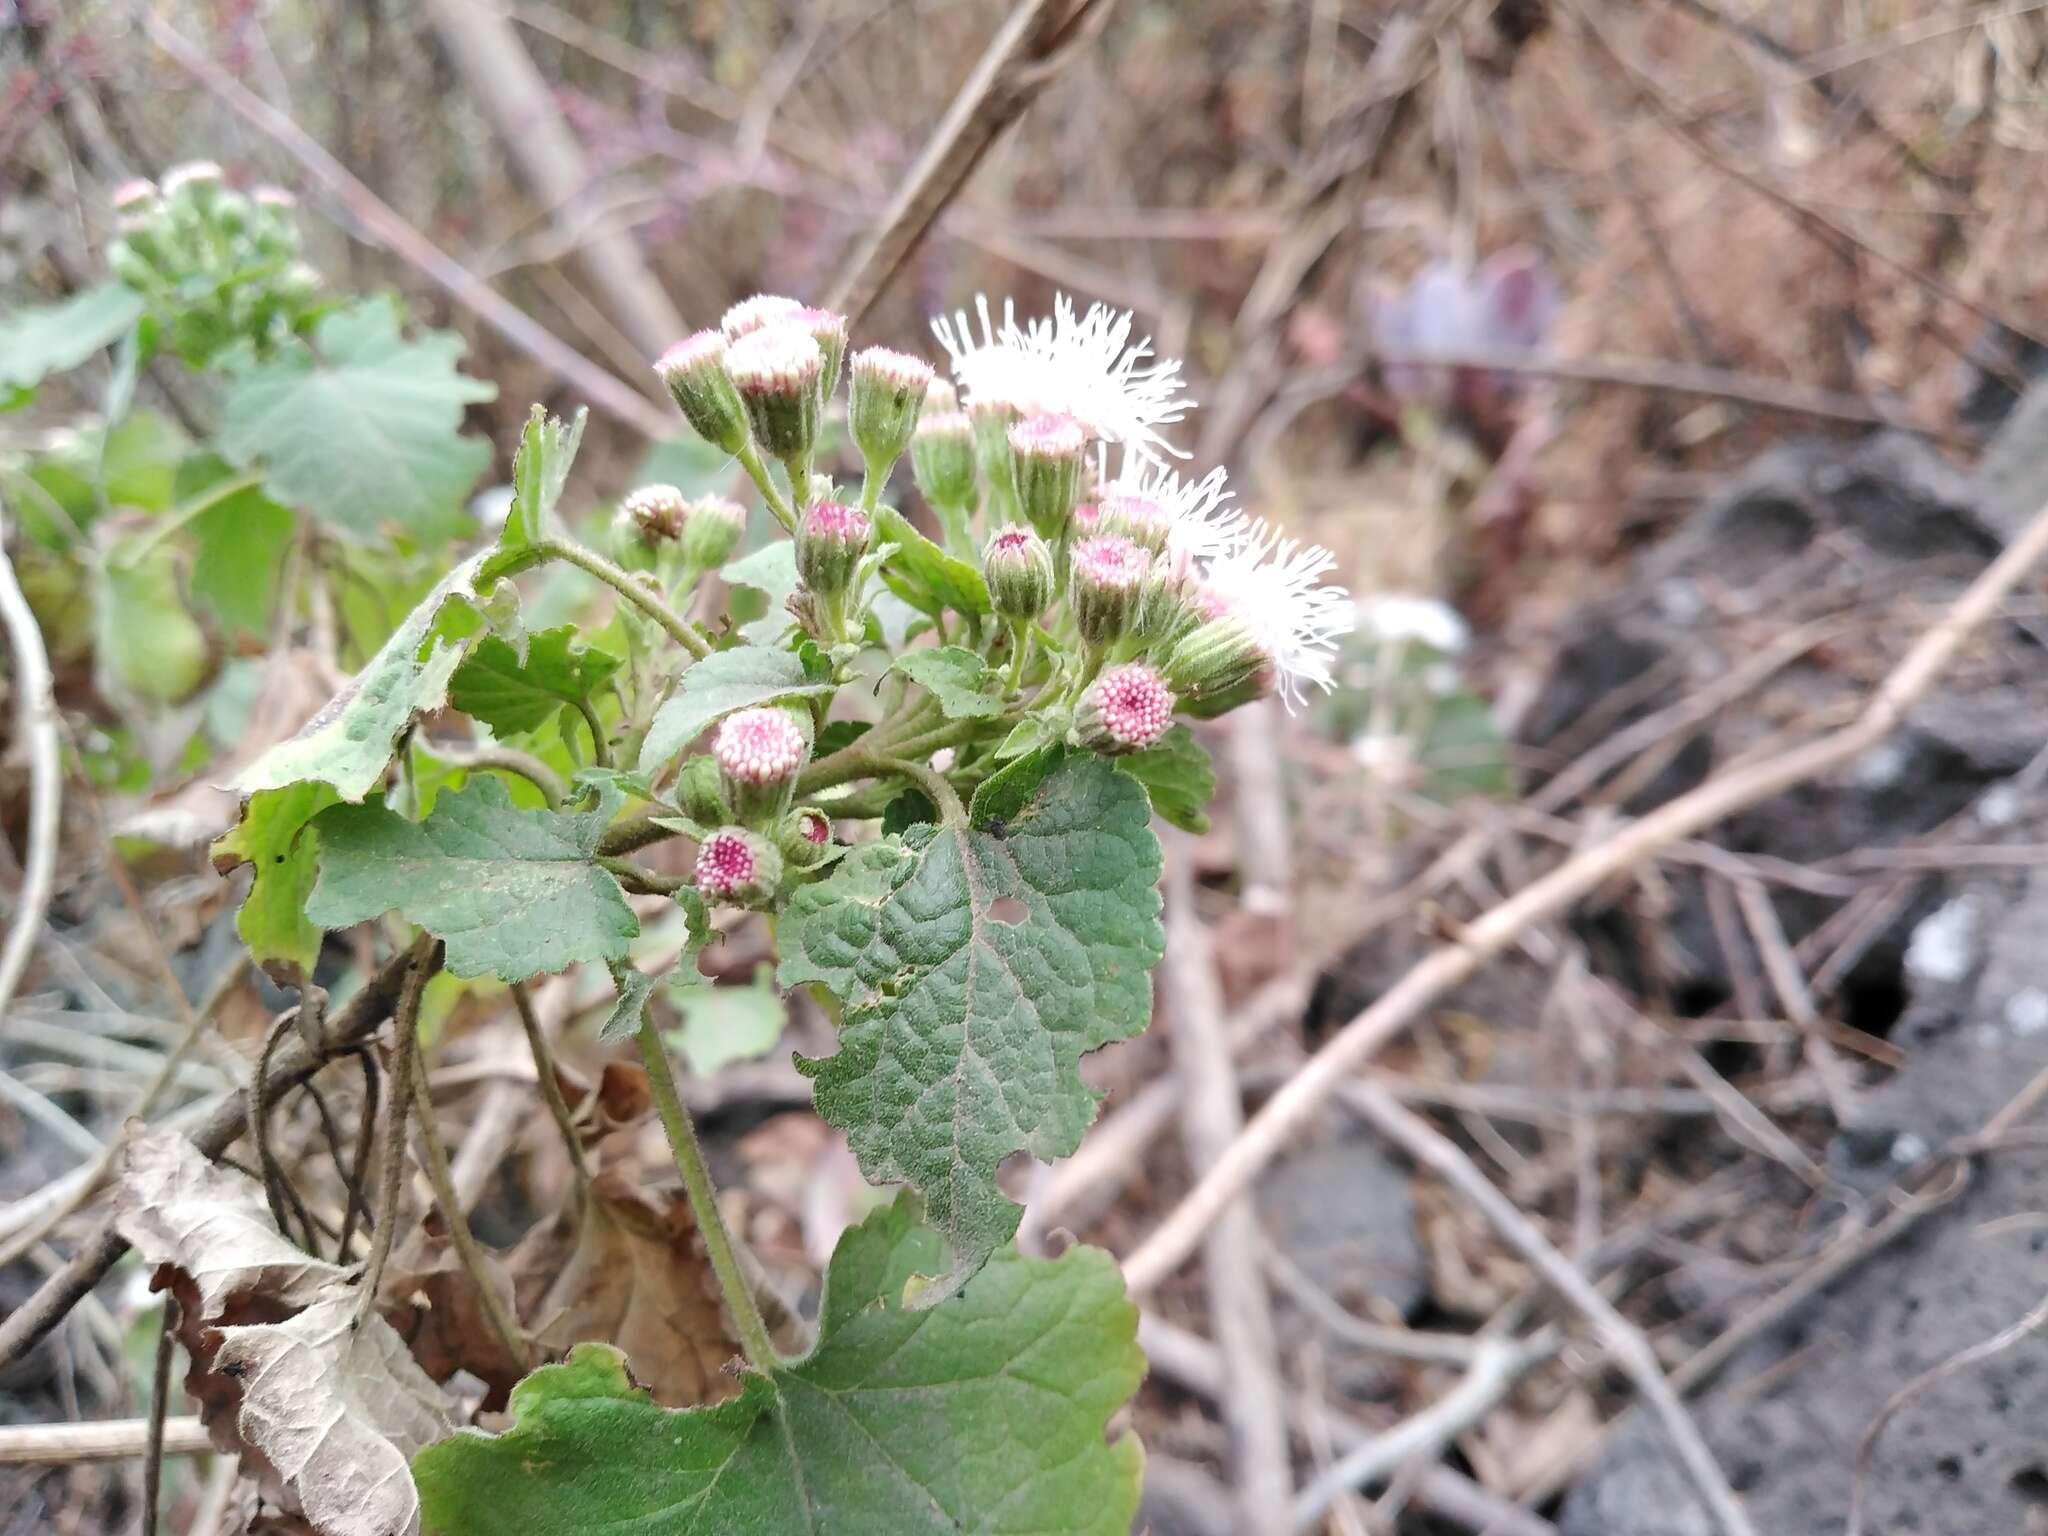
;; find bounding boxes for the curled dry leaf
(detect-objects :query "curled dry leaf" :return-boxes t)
[552,1058,654,1147]
[110,1129,459,1536]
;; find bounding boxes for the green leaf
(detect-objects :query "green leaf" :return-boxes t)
[875,506,989,618]
[179,456,293,638]
[449,627,620,737]
[411,1196,1145,1536]
[668,964,786,1076]
[721,541,799,647]
[1117,725,1216,834]
[500,404,587,552]
[238,551,491,800]
[636,645,833,777]
[778,750,1164,1298]
[0,285,145,393]
[93,542,208,705]
[306,776,636,982]
[890,645,1005,719]
[210,782,338,976]
[219,297,495,540]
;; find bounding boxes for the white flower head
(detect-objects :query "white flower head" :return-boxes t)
[1355,593,1468,655]
[1196,520,1355,709]
[931,294,1193,468]
[1099,459,1247,563]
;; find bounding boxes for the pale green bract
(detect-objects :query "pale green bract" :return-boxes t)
[778,750,1164,1300]
[410,1195,1145,1536]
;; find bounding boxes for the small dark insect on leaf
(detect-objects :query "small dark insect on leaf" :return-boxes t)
[984,818,1009,840]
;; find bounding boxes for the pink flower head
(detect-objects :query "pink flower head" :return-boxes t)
[1089,663,1176,749]
[916,409,972,443]
[251,185,296,209]
[802,500,871,544]
[162,160,224,196]
[1008,412,1087,462]
[112,178,159,211]
[712,709,807,786]
[621,483,688,541]
[654,328,727,382]
[1070,533,1149,592]
[1098,492,1171,545]
[722,293,805,339]
[1071,502,1102,533]
[797,808,831,845]
[988,525,1036,559]
[851,346,930,394]
[695,830,760,898]
[725,325,824,395]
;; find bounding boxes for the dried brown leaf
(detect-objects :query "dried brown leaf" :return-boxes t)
[110,1130,459,1536]
[510,1169,748,1407]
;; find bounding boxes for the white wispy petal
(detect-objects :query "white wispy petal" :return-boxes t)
[1099,460,1246,562]
[1198,520,1355,709]
[931,294,1193,466]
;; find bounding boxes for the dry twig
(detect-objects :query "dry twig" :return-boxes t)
[0,505,61,1021]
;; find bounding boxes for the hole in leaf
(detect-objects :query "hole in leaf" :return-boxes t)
[985,896,1028,926]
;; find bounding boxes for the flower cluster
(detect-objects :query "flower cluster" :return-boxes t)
[105,162,319,366]
[651,290,1354,906]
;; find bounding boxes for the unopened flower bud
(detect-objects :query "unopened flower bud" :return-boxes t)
[970,399,1021,511]
[1068,533,1150,645]
[983,525,1052,622]
[911,411,977,509]
[675,755,730,824]
[1008,414,1087,538]
[849,347,934,471]
[162,160,223,211]
[655,330,750,454]
[795,501,872,598]
[925,377,960,414]
[275,262,320,310]
[111,179,159,216]
[679,494,746,571]
[621,483,688,544]
[722,293,804,339]
[249,187,300,257]
[726,326,824,460]
[712,706,811,824]
[1097,492,1172,553]
[780,806,834,868]
[107,239,158,290]
[1163,615,1273,709]
[1075,663,1177,754]
[694,827,783,908]
[790,307,849,403]
[210,189,252,239]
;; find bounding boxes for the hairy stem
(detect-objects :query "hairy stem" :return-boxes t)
[600,855,687,896]
[408,1063,529,1373]
[420,740,566,808]
[870,754,966,823]
[633,1014,780,1371]
[571,694,613,768]
[527,538,711,659]
[736,440,795,532]
[352,939,436,1328]
[512,984,589,1190]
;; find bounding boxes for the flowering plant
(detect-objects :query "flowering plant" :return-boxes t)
[207,291,1352,1533]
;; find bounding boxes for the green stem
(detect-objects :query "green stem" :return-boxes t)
[736,441,795,532]
[421,741,565,808]
[529,539,711,659]
[634,1015,780,1372]
[572,694,613,768]
[1005,620,1032,694]
[115,470,265,569]
[782,449,816,517]
[599,855,686,896]
[870,754,966,824]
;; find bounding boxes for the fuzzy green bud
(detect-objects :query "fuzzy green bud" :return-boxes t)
[726,325,824,460]
[675,755,731,825]
[970,399,1021,512]
[655,330,751,454]
[790,306,849,404]
[982,524,1053,622]
[1008,413,1087,539]
[1162,614,1274,707]
[621,483,688,544]
[1068,533,1151,646]
[911,411,977,509]
[679,494,746,571]
[849,347,934,472]
[795,501,872,599]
